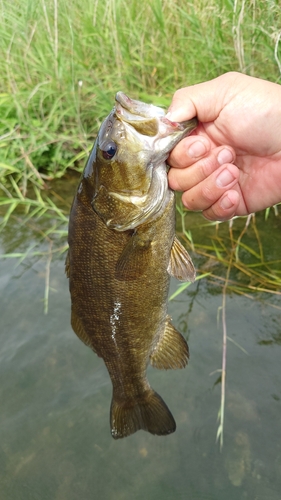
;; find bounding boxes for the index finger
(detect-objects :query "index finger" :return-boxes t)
[168,134,211,169]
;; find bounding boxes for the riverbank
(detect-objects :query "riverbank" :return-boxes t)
[0,0,280,220]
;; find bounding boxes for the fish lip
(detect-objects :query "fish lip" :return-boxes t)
[115,91,198,134]
[115,91,165,119]
[160,116,198,132]
[159,116,198,135]
[115,92,134,111]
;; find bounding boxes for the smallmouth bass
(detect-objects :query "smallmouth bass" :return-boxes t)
[66,93,197,439]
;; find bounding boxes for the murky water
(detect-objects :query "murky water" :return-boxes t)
[1,206,281,500]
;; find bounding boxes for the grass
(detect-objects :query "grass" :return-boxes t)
[0,0,281,219]
[174,206,281,449]
[1,0,281,447]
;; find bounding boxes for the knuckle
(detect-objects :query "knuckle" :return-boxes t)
[201,183,215,203]
[199,155,217,178]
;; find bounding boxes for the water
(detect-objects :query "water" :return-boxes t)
[1,209,281,500]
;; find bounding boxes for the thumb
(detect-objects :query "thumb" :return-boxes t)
[167,73,237,123]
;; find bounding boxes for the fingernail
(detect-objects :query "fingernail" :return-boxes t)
[216,168,235,188]
[220,194,235,209]
[217,148,233,165]
[188,141,207,158]
[165,109,182,122]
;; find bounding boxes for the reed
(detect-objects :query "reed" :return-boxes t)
[0,0,280,217]
[174,206,281,447]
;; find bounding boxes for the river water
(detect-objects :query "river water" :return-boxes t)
[0,199,281,499]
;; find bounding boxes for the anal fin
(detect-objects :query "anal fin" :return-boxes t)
[150,316,189,369]
[168,236,196,282]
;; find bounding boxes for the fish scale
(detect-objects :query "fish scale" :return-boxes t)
[67,93,197,438]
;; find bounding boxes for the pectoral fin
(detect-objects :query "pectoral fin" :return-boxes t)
[115,231,152,281]
[150,316,189,369]
[168,236,196,282]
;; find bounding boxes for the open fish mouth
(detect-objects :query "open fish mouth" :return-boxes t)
[115,91,197,135]
[115,91,165,120]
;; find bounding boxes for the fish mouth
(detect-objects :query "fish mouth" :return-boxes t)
[115,91,165,121]
[115,91,197,136]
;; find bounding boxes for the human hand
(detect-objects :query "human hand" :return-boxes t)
[167,72,281,220]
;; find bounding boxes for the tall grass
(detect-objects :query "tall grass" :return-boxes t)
[0,0,280,218]
[174,205,281,448]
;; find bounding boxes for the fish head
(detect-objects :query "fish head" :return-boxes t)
[83,92,197,230]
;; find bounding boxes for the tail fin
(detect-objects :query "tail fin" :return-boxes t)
[110,389,176,439]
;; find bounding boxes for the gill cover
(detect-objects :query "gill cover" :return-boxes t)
[91,93,197,231]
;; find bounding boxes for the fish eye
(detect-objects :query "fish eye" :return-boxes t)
[102,141,117,160]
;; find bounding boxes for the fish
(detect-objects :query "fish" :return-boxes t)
[66,92,197,439]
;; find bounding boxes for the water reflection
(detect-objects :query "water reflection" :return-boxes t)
[0,211,281,499]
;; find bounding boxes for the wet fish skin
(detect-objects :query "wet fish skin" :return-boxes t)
[66,93,197,439]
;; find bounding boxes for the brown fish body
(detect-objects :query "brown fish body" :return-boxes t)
[67,93,197,438]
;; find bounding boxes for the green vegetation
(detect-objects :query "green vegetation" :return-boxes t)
[174,205,281,448]
[0,0,280,219]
